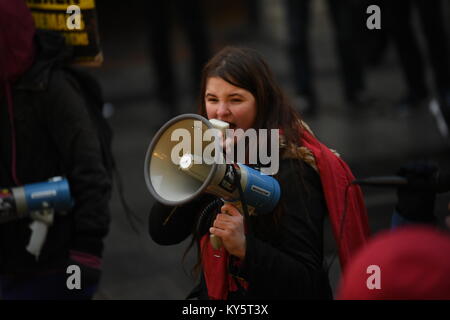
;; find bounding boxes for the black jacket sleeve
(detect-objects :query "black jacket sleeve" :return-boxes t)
[238,159,331,299]
[149,194,216,245]
[43,70,111,257]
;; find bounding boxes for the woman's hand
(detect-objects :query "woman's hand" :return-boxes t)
[210,203,246,259]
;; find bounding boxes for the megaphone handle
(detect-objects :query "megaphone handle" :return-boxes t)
[210,233,223,250]
[209,200,244,250]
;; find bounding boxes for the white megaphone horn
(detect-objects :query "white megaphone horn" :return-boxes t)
[144,114,281,249]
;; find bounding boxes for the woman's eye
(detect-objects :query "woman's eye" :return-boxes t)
[230,99,242,103]
[207,98,218,103]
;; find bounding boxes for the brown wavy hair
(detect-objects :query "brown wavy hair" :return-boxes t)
[197,46,304,148]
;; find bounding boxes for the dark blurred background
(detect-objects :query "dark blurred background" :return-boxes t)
[85,0,450,299]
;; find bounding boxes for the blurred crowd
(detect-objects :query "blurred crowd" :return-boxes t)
[126,0,450,140]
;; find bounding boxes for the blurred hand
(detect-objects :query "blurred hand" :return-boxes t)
[210,203,246,259]
[396,161,438,223]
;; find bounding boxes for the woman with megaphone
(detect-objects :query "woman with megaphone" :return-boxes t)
[148,47,370,300]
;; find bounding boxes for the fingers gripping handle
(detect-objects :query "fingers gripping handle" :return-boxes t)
[209,200,243,250]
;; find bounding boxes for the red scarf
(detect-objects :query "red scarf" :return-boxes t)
[201,128,370,300]
[200,235,248,300]
[301,129,370,268]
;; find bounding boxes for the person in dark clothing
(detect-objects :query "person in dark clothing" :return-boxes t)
[383,0,450,116]
[145,0,211,120]
[0,0,110,299]
[151,159,331,300]
[148,47,370,300]
[391,161,442,228]
[285,0,367,115]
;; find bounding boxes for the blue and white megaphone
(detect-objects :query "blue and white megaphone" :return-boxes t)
[0,176,73,223]
[144,114,281,249]
[0,177,73,259]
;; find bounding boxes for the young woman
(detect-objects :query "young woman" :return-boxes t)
[149,47,370,300]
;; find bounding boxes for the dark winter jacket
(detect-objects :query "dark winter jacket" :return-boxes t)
[149,158,333,299]
[0,30,111,274]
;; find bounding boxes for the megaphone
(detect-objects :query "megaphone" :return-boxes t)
[0,176,73,259]
[0,176,73,224]
[144,114,281,249]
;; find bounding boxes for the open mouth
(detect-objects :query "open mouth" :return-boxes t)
[225,121,237,130]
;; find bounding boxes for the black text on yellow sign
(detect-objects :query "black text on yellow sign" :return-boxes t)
[31,11,86,32]
[26,0,103,65]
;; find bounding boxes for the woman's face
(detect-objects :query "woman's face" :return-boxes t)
[205,77,257,131]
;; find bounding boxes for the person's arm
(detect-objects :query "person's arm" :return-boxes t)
[392,161,438,229]
[149,193,217,245]
[43,70,111,259]
[238,159,331,299]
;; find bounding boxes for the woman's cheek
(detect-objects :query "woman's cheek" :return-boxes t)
[205,107,215,119]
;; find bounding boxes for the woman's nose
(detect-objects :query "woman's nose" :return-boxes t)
[216,102,231,117]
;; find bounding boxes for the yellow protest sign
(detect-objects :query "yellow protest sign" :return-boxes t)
[26,0,103,66]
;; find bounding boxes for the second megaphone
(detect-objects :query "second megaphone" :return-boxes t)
[144,114,281,215]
